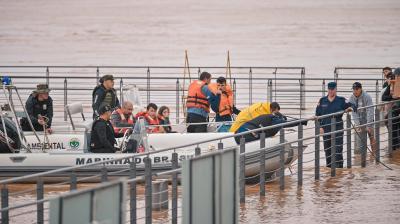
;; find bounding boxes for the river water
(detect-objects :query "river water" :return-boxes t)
[1,0,400,223]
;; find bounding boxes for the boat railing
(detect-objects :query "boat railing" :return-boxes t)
[0,99,399,224]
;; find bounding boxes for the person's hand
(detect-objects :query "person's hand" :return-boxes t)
[367,127,374,134]
[216,90,222,95]
[345,107,353,113]
[46,128,52,134]
[311,116,318,121]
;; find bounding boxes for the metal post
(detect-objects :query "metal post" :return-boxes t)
[195,146,201,156]
[37,178,44,224]
[375,107,380,163]
[249,68,253,105]
[171,153,178,224]
[388,104,393,157]
[130,161,137,224]
[346,114,352,168]
[259,132,266,196]
[176,79,180,124]
[147,67,150,104]
[361,112,367,168]
[70,171,77,191]
[239,137,245,203]
[233,78,237,105]
[301,68,306,110]
[1,185,9,224]
[218,141,223,150]
[375,80,379,105]
[64,78,68,121]
[315,120,320,180]
[96,67,100,83]
[299,79,303,117]
[279,129,285,190]
[267,79,273,102]
[298,123,303,186]
[101,166,108,182]
[322,79,326,97]
[119,78,124,103]
[46,67,49,86]
[330,117,336,177]
[144,157,152,224]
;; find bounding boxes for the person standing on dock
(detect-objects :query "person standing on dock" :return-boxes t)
[208,76,241,132]
[349,82,376,153]
[381,67,400,151]
[316,82,354,168]
[186,71,217,133]
[90,104,116,153]
[92,74,120,119]
[20,84,53,134]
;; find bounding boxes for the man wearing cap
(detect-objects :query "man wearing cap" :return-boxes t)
[349,82,376,154]
[92,74,120,119]
[90,103,116,153]
[316,82,355,168]
[21,84,53,133]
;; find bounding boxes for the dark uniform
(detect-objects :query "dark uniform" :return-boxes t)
[90,117,116,153]
[316,95,354,168]
[21,94,53,131]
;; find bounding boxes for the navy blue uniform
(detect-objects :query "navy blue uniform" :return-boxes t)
[316,96,354,168]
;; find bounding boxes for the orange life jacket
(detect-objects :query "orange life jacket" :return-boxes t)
[186,80,210,112]
[111,108,135,135]
[135,111,161,133]
[208,83,234,116]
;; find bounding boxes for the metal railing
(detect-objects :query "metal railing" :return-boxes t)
[0,98,399,224]
[0,66,306,122]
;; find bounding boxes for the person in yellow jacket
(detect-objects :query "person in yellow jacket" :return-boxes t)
[229,101,280,132]
[208,77,241,131]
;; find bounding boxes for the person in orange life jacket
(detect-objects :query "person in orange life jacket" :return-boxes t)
[20,84,53,134]
[186,71,218,133]
[208,77,241,121]
[158,106,174,133]
[92,74,120,119]
[135,103,165,133]
[90,104,116,153]
[111,101,136,137]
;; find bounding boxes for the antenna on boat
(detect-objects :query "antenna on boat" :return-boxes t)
[226,50,232,87]
[182,50,191,122]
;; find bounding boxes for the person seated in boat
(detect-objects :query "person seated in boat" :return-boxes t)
[230,101,280,133]
[20,84,53,134]
[186,71,218,133]
[111,101,136,137]
[90,104,116,153]
[208,76,241,132]
[158,106,175,133]
[92,74,120,120]
[135,103,165,133]
[234,107,307,144]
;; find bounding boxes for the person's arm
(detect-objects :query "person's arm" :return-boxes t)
[202,85,218,101]
[348,95,360,125]
[366,94,374,126]
[111,113,132,128]
[113,89,120,109]
[46,98,53,127]
[381,86,393,102]
[209,94,220,113]
[25,98,39,126]
[94,122,115,150]
[92,89,104,117]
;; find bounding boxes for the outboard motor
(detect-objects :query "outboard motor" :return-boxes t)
[0,116,21,153]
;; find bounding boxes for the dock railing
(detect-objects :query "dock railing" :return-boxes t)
[0,98,399,224]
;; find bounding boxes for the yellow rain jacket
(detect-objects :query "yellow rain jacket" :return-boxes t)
[229,102,272,132]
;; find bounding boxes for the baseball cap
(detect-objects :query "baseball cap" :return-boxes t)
[327,82,337,90]
[352,82,362,89]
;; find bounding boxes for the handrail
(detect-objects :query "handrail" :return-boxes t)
[0,98,397,185]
